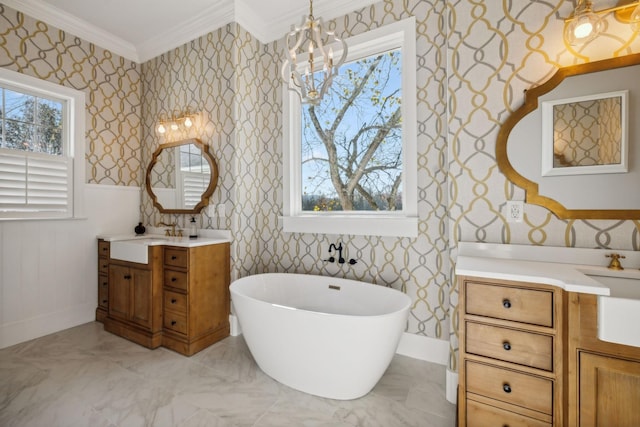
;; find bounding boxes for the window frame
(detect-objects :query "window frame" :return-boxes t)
[282,17,417,237]
[0,68,85,220]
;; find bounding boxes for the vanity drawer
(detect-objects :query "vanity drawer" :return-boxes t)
[98,240,110,257]
[164,290,187,313]
[98,276,109,308]
[466,399,551,427]
[466,322,553,371]
[98,258,110,275]
[465,282,553,327]
[164,312,187,335]
[164,248,188,269]
[164,270,188,291]
[466,361,553,415]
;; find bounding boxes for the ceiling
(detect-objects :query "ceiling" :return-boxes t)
[3,0,378,63]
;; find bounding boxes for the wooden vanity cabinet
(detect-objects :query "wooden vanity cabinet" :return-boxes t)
[567,293,640,427]
[161,243,231,356]
[96,239,110,322]
[458,276,565,427]
[103,245,164,349]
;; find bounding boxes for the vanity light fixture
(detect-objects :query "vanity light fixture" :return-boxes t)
[281,0,348,105]
[156,109,196,136]
[564,0,640,46]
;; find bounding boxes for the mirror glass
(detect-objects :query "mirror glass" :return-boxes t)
[146,138,218,214]
[497,53,640,219]
[541,90,628,176]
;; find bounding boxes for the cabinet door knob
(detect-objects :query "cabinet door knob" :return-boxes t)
[124,274,131,279]
[502,299,512,309]
[502,383,512,393]
[102,299,108,304]
[171,298,177,304]
[502,341,512,351]
[171,320,177,326]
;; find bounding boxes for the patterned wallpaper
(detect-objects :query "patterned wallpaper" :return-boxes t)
[553,97,621,167]
[4,1,640,371]
[0,4,141,186]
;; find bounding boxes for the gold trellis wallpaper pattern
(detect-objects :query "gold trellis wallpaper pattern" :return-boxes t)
[553,97,621,167]
[3,1,640,371]
[0,4,141,186]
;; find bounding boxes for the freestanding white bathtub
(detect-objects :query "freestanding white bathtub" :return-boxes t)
[230,273,411,400]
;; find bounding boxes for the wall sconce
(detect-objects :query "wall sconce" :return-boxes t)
[156,109,197,136]
[564,0,640,45]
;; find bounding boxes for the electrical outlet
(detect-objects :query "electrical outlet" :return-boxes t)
[506,201,524,223]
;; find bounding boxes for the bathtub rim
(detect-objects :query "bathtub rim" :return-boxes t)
[230,272,411,319]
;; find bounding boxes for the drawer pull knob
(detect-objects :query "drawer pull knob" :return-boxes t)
[171,255,177,260]
[502,299,512,309]
[502,341,512,351]
[102,299,107,304]
[124,274,131,279]
[171,277,177,282]
[171,320,177,326]
[503,383,512,393]
[171,298,177,304]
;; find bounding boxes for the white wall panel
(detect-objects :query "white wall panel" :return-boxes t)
[0,184,141,349]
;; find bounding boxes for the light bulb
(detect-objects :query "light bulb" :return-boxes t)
[170,121,179,131]
[184,116,193,128]
[157,123,166,134]
[564,13,601,45]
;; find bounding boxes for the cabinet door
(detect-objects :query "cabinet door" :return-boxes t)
[109,264,131,321]
[580,352,640,427]
[130,268,152,328]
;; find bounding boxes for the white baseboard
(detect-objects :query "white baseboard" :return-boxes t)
[0,303,95,349]
[229,314,242,336]
[396,332,449,365]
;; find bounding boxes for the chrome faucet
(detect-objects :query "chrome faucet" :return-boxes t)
[156,221,178,237]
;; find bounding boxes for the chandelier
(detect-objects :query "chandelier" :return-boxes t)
[281,0,348,105]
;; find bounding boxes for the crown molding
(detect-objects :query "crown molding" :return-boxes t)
[2,0,379,63]
[236,0,379,44]
[2,0,140,62]
[137,0,235,62]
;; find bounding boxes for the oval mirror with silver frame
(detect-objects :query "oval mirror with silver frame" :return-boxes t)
[496,53,640,220]
[145,138,218,214]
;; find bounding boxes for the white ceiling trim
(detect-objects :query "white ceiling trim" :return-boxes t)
[137,0,235,62]
[237,0,378,44]
[3,0,379,63]
[2,0,140,62]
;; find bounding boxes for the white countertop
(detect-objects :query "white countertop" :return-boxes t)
[98,228,231,248]
[456,242,640,296]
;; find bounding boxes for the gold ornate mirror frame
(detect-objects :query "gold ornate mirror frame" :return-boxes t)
[145,138,219,214]
[496,53,640,220]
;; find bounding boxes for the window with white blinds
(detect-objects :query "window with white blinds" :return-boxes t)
[0,68,85,220]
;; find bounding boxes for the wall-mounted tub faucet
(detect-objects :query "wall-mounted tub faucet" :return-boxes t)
[326,242,357,265]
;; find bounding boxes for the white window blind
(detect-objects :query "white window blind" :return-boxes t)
[182,172,208,208]
[0,67,85,220]
[0,150,71,215]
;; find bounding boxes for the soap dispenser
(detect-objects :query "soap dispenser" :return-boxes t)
[189,217,197,239]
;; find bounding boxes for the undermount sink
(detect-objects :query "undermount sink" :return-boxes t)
[110,237,167,264]
[585,273,640,348]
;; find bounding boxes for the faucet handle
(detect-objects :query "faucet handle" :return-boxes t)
[605,253,625,270]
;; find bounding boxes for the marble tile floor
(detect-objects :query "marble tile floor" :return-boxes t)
[0,322,456,427]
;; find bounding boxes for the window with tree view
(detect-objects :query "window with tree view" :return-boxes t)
[0,67,85,219]
[283,18,416,236]
[302,49,402,212]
